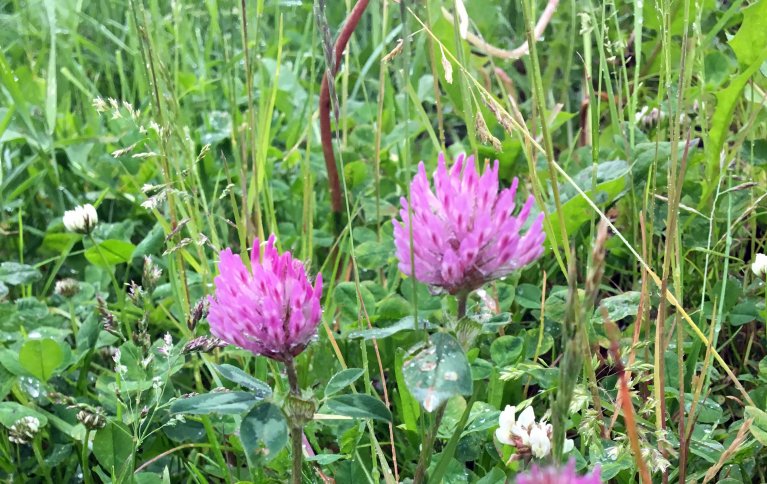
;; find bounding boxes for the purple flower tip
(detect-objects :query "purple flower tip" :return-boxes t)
[516,460,601,484]
[393,153,546,295]
[207,235,323,362]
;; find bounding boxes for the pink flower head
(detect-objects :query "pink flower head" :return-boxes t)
[207,235,323,362]
[393,153,545,295]
[516,460,601,484]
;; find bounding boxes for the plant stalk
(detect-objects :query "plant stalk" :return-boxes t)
[285,358,303,484]
[413,292,468,482]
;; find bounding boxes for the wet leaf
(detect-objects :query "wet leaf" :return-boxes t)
[170,391,262,415]
[0,262,42,286]
[347,316,430,340]
[240,401,289,463]
[213,364,272,397]
[19,338,64,382]
[592,291,641,325]
[402,333,472,412]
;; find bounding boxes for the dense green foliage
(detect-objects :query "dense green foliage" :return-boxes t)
[1,0,767,482]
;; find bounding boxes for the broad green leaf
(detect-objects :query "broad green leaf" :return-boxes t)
[325,368,364,397]
[213,364,272,397]
[347,316,431,340]
[170,391,262,415]
[240,402,289,463]
[0,402,48,428]
[19,338,64,382]
[132,224,165,261]
[706,51,767,188]
[402,333,472,412]
[490,336,524,367]
[84,240,136,266]
[306,454,345,465]
[0,262,42,286]
[375,295,412,321]
[728,0,767,67]
[729,300,763,326]
[334,281,376,322]
[514,284,542,309]
[355,239,392,270]
[92,421,133,473]
[746,407,767,445]
[325,394,392,422]
[550,160,628,239]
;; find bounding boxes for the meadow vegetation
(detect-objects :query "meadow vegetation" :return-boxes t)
[1,0,767,482]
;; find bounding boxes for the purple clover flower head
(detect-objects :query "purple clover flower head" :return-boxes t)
[208,235,323,362]
[516,460,601,484]
[393,153,545,295]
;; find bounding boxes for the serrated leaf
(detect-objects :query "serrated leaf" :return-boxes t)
[325,394,392,422]
[728,0,767,67]
[402,333,472,412]
[240,401,288,463]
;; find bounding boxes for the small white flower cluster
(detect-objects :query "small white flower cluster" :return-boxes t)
[63,204,98,234]
[8,416,41,445]
[495,405,574,459]
[752,253,767,278]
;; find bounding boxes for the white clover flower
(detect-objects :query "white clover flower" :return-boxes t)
[752,253,767,277]
[529,425,551,458]
[63,204,98,234]
[8,416,41,445]
[495,404,574,459]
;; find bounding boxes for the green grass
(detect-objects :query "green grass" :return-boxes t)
[1,0,767,482]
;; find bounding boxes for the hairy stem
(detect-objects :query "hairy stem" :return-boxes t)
[285,358,303,484]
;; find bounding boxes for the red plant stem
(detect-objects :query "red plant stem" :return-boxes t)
[319,0,370,217]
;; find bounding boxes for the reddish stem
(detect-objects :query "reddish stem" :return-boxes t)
[319,0,370,219]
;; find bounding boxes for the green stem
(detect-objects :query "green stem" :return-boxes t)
[87,234,123,306]
[412,402,447,484]
[456,292,468,319]
[81,429,93,484]
[285,358,303,484]
[32,435,52,484]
